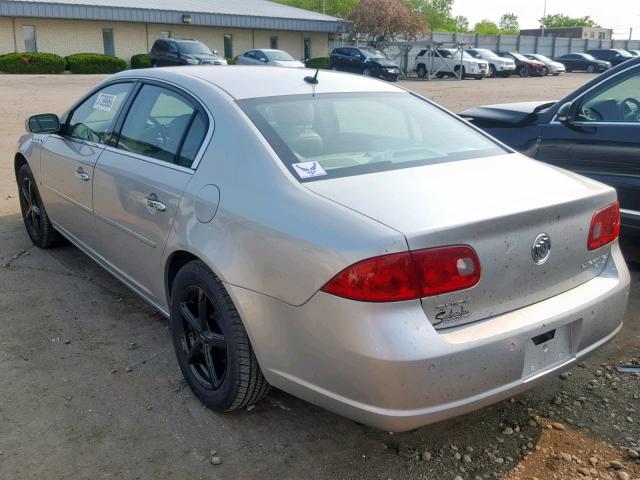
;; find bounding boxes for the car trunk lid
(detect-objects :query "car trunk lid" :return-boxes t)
[305,154,617,329]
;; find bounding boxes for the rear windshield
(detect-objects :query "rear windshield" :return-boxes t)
[177,42,213,55]
[266,51,296,61]
[239,92,506,182]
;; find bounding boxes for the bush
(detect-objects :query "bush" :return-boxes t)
[130,53,151,69]
[305,57,330,69]
[225,57,235,65]
[0,52,65,74]
[65,53,127,74]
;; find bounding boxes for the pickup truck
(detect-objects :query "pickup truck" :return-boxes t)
[415,48,489,80]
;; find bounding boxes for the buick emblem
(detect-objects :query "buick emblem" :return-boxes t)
[531,233,551,265]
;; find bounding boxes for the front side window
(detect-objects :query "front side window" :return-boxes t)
[117,84,208,166]
[240,93,506,182]
[67,82,134,144]
[23,25,37,52]
[578,68,640,123]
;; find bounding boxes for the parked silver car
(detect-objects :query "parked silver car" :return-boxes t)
[235,48,304,68]
[15,67,629,431]
[524,54,566,75]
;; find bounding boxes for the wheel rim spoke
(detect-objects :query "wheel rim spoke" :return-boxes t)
[186,338,203,364]
[203,331,226,350]
[179,301,203,334]
[204,345,222,388]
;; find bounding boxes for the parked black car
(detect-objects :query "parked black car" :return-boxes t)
[587,49,634,67]
[149,38,227,67]
[329,47,400,81]
[554,53,610,73]
[459,56,640,233]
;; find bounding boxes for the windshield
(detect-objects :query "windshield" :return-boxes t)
[266,51,296,61]
[580,53,597,60]
[177,42,213,55]
[239,93,506,182]
[475,49,497,57]
[532,54,551,62]
[510,52,528,61]
[360,48,387,59]
[616,50,634,57]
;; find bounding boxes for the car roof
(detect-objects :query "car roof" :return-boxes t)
[113,66,403,100]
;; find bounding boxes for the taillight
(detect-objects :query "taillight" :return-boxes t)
[321,245,480,302]
[588,202,620,250]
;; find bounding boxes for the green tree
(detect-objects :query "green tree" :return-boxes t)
[539,14,600,28]
[410,0,468,32]
[473,19,500,36]
[273,0,358,18]
[499,13,519,34]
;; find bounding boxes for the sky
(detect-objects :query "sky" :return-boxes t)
[450,0,640,39]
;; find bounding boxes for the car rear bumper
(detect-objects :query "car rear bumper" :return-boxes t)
[228,242,629,432]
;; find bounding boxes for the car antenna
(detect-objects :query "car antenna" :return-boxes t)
[304,68,319,85]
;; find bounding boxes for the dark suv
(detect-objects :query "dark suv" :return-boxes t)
[329,47,400,81]
[586,49,634,67]
[149,38,227,67]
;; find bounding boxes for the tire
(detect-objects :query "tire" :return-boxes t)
[489,64,497,78]
[454,66,465,79]
[170,260,269,412]
[541,67,549,76]
[587,64,596,74]
[17,163,61,248]
[518,66,529,77]
[363,68,372,77]
[330,65,338,71]
[416,64,427,78]
[151,60,157,68]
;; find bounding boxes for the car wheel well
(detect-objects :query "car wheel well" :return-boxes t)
[14,153,27,180]
[166,250,201,303]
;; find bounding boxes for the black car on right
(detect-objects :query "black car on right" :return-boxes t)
[554,53,610,73]
[586,48,635,67]
[460,56,640,234]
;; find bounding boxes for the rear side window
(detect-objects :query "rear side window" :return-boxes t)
[67,82,134,144]
[117,84,208,166]
[239,92,506,182]
[178,111,208,167]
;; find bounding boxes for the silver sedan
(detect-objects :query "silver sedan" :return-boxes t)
[15,66,629,431]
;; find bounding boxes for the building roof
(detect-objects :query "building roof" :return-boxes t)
[0,0,339,32]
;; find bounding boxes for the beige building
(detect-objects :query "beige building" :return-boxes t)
[0,0,338,62]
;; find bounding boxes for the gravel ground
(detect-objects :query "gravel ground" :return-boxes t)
[0,72,639,480]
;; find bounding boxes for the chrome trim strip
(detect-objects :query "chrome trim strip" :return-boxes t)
[51,220,169,318]
[95,212,157,248]
[620,208,640,218]
[42,184,92,213]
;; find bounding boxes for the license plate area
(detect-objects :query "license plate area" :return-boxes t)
[523,322,576,378]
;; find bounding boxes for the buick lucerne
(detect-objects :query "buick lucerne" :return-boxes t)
[15,66,630,431]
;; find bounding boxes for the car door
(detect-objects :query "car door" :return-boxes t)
[92,82,210,300]
[40,82,135,250]
[540,64,640,228]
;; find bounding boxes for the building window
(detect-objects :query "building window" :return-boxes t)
[224,34,233,58]
[23,25,37,52]
[270,36,278,49]
[598,32,606,40]
[160,31,172,39]
[304,38,312,60]
[103,28,115,56]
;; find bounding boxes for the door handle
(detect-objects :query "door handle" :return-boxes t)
[76,167,90,182]
[145,194,166,212]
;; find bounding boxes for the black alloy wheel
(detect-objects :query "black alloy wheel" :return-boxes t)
[17,163,60,248]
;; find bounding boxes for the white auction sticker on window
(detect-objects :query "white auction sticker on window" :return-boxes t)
[292,161,327,179]
[93,93,117,112]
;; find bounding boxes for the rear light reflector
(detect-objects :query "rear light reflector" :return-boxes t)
[321,245,480,302]
[588,202,620,251]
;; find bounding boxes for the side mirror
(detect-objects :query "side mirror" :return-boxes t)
[213,50,219,55]
[556,101,574,124]
[26,113,60,134]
